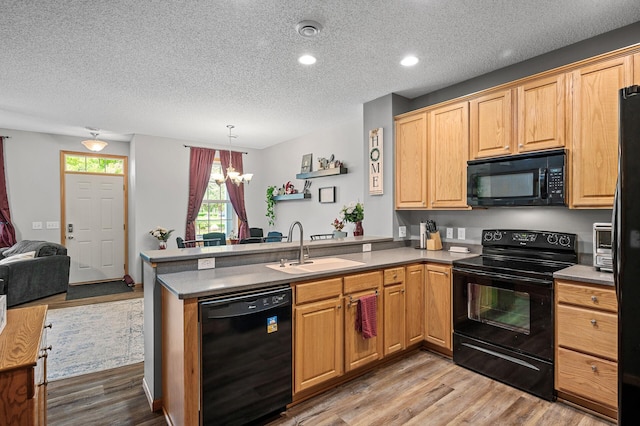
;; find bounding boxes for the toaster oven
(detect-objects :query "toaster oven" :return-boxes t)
[593,222,612,272]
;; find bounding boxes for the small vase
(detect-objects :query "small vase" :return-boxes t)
[353,221,364,237]
[333,230,347,239]
[159,240,167,250]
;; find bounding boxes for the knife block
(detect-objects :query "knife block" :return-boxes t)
[427,231,443,251]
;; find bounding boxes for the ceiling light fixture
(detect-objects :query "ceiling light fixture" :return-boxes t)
[81,128,108,152]
[213,125,253,186]
[296,20,323,38]
[400,56,419,67]
[298,55,317,65]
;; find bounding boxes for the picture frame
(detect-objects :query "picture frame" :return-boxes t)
[318,186,336,203]
[300,153,313,173]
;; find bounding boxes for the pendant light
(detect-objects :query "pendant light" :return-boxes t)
[81,128,108,152]
[213,125,252,186]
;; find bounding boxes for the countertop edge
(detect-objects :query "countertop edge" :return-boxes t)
[554,264,614,287]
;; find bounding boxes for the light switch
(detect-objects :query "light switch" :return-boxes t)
[446,228,453,239]
[46,221,60,229]
[458,228,466,240]
[32,221,43,230]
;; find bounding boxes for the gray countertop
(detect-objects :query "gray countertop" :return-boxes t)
[554,264,614,286]
[157,246,480,299]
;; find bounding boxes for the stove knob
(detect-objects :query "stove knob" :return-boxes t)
[484,233,493,241]
[559,235,571,247]
[493,231,503,241]
[547,234,558,245]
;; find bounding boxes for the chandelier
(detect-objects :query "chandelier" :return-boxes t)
[81,128,108,152]
[213,125,253,186]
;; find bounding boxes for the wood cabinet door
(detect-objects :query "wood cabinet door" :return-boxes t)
[517,74,566,153]
[344,272,383,372]
[425,263,452,350]
[634,53,640,84]
[428,101,469,209]
[570,55,632,208]
[470,89,514,159]
[383,283,406,356]
[395,112,428,209]
[405,264,425,346]
[294,297,344,393]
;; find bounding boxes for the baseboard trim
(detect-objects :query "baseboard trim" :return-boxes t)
[142,377,163,412]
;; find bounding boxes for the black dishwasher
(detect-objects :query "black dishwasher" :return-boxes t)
[199,286,292,425]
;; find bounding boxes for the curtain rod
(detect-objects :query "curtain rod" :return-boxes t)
[183,144,247,154]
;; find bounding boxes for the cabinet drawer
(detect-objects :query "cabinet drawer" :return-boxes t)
[383,267,405,286]
[556,280,617,312]
[295,278,343,304]
[344,271,383,294]
[557,347,617,408]
[557,304,617,360]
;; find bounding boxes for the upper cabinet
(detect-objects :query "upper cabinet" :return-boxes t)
[395,112,428,209]
[428,101,469,209]
[517,74,566,153]
[470,89,513,159]
[569,55,633,208]
[635,53,640,84]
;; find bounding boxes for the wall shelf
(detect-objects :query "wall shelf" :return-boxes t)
[273,193,312,202]
[296,166,348,180]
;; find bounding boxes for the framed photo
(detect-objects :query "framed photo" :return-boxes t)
[319,186,336,203]
[301,153,313,173]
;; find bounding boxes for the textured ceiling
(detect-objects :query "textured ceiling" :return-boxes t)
[1,1,640,149]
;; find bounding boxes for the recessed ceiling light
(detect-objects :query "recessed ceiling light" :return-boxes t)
[296,20,323,38]
[400,56,419,67]
[298,55,317,65]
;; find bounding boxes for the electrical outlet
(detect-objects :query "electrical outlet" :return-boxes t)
[398,226,406,238]
[46,221,59,229]
[362,243,372,252]
[446,227,453,239]
[32,221,43,230]
[458,227,466,240]
[198,258,216,270]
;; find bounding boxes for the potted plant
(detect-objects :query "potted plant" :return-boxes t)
[331,218,347,238]
[339,201,364,236]
[265,185,277,226]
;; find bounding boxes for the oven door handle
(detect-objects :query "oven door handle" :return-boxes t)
[453,267,552,286]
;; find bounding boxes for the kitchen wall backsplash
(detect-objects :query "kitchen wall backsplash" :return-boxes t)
[399,208,611,261]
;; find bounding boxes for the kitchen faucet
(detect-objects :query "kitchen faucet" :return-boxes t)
[287,221,308,265]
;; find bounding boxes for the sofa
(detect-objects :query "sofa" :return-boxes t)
[0,240,70,307]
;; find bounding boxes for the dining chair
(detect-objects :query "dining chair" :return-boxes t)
[203,232,226,246]
[265,231,283,243]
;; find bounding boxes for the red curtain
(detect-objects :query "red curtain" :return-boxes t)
[0,137,16,247]
[186,147,217,241]
[220,150,250,240]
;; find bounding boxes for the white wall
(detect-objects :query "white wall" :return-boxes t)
[1,128,129,242]
[249,118,365,239]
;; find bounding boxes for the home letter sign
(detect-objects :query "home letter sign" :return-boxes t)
[369,128,383,195]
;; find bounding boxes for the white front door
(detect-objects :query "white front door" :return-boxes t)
[65,173,125,283]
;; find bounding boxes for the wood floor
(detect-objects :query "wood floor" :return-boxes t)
[46,350,614,426]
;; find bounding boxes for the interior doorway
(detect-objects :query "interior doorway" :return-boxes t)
[61,152,128,284]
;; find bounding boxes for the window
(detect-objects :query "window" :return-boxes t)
[64,154,124,174]
[196,160,236,237]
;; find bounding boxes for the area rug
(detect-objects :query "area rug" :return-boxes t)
[65,280,133,300]
[45,298,144,381]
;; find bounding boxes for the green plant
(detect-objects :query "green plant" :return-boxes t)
[266,185,277,226]
[339,201,364,223]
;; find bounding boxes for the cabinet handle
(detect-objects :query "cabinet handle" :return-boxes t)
[337,305,342,310]
[591,295,598,303]
[591,364,598,372]
[44,345,52,352]
[504,146,509,150]
[518,144,523,148]
[44,323,52,329]
[393,274,397,280]
[401,289,405,294]
[590,319,597,326]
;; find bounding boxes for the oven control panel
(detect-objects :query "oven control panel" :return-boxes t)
[482,229,576,251]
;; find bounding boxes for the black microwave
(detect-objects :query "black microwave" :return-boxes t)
[467,149,566,207]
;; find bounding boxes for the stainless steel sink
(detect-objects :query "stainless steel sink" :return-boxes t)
[266,257,365,274]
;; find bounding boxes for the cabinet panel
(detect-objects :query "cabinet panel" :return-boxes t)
[429,101,469,208]
[470,89,513,159]
[517,74,566,152]
[425,263,452,350]
[556,280,617,313]
[294,297,344,393]
[405,264,425,345]
[557,304,617,360]
[295,278,343,304]
[395,112,428,209]
[557,347,618,409]
[383,284,406,356]
[570,55,632,207]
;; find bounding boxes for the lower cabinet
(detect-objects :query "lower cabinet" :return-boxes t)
[293,278,344,394]
[405,264,425,345]
[555,279,618,419]
[383,267,406,356]
[344,271,383,372]
[425,263,452,352]
[0,305,49,425]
